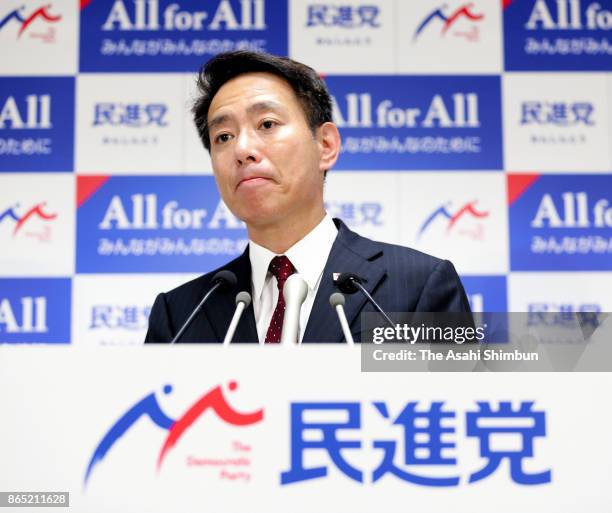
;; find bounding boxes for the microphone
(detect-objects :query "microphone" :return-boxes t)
[329,292,354,345]
[170,270,237,344]
[336,273,395,330]
[280,274,308,344]
[223,291,252,345]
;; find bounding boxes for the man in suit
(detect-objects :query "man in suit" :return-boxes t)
[145,51,471,344]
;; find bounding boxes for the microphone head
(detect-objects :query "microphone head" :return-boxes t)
[336,273,362,295]
[212,270,237,291]
[280,274,308,344]
[329,292,346,308]
[283,274,308,304]
[235,291,252,307]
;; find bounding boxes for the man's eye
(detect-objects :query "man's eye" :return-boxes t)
[260,120,277,130]
[215,133,232,144]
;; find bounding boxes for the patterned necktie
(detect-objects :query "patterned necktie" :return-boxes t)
[265,255,296,343]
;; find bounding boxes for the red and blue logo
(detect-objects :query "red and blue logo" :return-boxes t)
[0,201,57,242]
[84,381,263,488]
[0,4,62,41]
[413,3,484,42]
[417,200,490,240]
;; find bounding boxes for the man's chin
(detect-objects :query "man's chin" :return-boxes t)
[240,209,285,231]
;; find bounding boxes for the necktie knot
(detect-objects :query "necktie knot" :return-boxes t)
[268,255,295,288]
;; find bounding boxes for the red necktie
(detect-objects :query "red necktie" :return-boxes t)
[265,255,296,343]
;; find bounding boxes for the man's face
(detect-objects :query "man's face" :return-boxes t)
[207,72,327,231]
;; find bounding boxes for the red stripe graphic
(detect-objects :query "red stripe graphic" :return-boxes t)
[507,174,541,206]
[157,382,263,471]
[77,176,111,208]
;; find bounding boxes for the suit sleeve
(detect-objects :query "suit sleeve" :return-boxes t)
[144,293,175,343]
[414,259,472,312]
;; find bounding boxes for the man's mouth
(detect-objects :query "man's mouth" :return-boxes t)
[236,177,272,189]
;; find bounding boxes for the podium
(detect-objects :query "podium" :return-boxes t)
[0,345,609,512]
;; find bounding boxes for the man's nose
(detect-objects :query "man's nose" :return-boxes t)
[234,129,260,166]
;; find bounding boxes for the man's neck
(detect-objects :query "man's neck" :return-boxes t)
[248,209,326,254]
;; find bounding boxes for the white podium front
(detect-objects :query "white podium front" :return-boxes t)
[0,346,609,512]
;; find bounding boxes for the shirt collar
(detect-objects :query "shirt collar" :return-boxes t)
[249,213,338,302]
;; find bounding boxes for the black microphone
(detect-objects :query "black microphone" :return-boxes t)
[170,270,237,344]
[336,273,395,330]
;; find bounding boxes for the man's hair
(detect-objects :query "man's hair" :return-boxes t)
[192,51,333,151]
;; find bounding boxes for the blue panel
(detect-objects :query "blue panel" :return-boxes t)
[0,278,71,344]
[326,75,503,170]
[0,77,75,172]
[80,0,289,72]
[509,174,612,270]
[77,176,248,273]
[504,0,612,71]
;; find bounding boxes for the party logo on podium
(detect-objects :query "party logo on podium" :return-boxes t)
[84,381,263,488]
[80,0,288,71]
[281,400,550,486]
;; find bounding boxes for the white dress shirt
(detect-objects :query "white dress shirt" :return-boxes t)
[249,214,338,343]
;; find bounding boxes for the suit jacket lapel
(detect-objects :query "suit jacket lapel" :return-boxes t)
[202,247,259,343]
[302,219,387,343]
[201,220,387,344]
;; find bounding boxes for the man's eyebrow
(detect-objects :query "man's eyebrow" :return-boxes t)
[208,113,229,132]
[208,101,287,132]
[246,100,286,115]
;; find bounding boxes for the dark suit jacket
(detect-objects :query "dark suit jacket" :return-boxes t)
[144,219,471,343]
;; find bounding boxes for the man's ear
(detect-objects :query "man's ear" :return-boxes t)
[317,122,341,173]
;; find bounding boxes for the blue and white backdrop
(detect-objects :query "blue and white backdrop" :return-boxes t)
[1,0,611,345]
